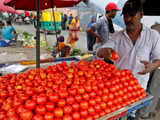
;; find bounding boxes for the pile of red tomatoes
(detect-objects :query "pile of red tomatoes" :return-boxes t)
[0,59,146,120]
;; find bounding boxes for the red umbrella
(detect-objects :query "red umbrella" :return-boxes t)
[5,0,82,68]
[6,0,82,11]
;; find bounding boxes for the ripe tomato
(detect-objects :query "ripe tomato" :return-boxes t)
[75,95,82,103]
[63,105,72,114]
[80,110,88,118]
[54,108,63,118]
[35,105,46,115]
[48,93,59,103]
[82,93,89,101]
[111,52,119,61]
[20,110,33,120]
[72,112,80,120]
[37,95,47,105]
[25,100,36,110]
[66,96,75,105]
[57,99,66,107]
[44,112,54,120]
[63,115,72,120]
[72,103,80,111]
[89,99,96,106]
[46,102,55,111]
[33,115,44,120]
[80,101,88,110]
[88,107,95,115]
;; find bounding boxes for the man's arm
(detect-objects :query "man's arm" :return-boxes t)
[86,27,103,42]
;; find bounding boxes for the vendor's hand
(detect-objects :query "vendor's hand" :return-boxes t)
[138,61,155,74]
[97,48,115,62]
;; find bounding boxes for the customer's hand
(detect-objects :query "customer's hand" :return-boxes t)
[138,61,155,74]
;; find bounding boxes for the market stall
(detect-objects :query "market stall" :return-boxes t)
[0,57,153,119]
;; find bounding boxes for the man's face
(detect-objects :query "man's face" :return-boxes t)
[92,18,96,23]
[123,12,142,30]
[109,10,117,18]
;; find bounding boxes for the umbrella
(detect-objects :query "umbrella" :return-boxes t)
[6,0,82,68]
[0,0,24,14]
[6,0,82,11]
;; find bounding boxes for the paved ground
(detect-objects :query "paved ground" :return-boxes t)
[0,24,88,63]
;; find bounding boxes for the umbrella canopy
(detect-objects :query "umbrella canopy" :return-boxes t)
[0,0,24,14]
[6,0,82,11]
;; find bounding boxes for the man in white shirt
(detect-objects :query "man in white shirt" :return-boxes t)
[97,0,160,119]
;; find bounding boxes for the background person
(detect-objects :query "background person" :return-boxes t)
[86,16,96,51]
[1,20,17,46]
[86,2,120,51]
[67,16,80,47]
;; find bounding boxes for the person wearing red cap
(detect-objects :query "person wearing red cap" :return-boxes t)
[86,2,120,51]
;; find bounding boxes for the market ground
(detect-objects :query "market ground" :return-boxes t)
[0,24,88,63]
[0,24,160,120]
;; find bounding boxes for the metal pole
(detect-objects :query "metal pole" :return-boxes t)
[36,0,40,68]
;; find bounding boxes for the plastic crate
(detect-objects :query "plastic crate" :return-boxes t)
[40,21,61,31]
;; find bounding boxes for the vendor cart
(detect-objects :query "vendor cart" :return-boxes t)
[0,57,153,119]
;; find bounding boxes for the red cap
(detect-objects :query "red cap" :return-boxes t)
[105,2,120,11]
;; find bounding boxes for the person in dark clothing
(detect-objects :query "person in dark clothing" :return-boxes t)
[86,16,96,51]
[68,14,73,25]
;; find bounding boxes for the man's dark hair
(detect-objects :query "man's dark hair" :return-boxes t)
[122,0,143,16]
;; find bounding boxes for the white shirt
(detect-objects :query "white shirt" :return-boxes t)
[101,25,160,89]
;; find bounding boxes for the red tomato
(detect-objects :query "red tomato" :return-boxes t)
[68,88,77,96]
[57,99,66,107]
[75,95,82,103]
[94,104,101,112]
[44,112,54,120]
[80,101,88,110]
[20,110,33,120]
[63,105,72,114]
[82,93,89,101]
[66,96,75,105]
[46,102,55,112]
[25,100,36,110]
[63,115,72,120]
[89,92,96,98]
[100,102,107,109]
[72,103,80,111]
[54,108,63,118]
[37,95,47,105]
[35,105,46,115]
[80,110,88,118]
[86,116,93,120]
[111,52,119,60]
[89,99,96,106]
[88,107,95,115]
[78,86,85,94]
[33,115,44,120]
[72,112,80,120]
[48,93,59,103]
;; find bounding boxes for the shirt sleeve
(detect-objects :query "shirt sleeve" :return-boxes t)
[151,30,160,60]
